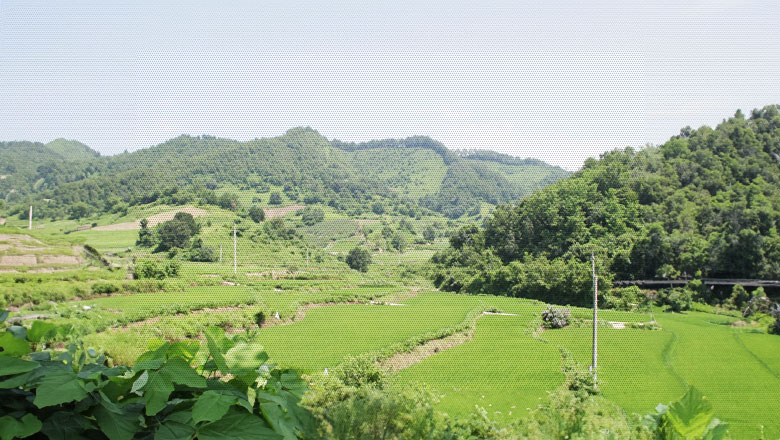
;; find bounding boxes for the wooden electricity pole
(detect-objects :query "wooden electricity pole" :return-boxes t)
[233,224,237,275]
[591,253,598,385]
[29,206,33,230]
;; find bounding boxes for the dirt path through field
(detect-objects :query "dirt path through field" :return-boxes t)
[92,207,208,231]
[380,310,508,372]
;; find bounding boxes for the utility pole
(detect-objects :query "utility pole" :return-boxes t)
[591,253,598,385]
[233,224,237,275]
[28,205,32,230]
[219,245,223,264]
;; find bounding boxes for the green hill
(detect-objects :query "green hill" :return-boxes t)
[45,138,100,161]
[0,128,567,220]
[0,141,102,201]
[432,105,780,304]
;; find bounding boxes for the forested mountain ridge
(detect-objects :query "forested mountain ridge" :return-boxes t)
[0,128,568,220]
[432,105,780,304]
[0,140,103,198]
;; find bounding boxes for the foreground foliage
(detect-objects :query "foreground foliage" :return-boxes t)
[0,311,314,440]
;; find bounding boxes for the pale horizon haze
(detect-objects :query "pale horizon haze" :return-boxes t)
[1,0,779,171]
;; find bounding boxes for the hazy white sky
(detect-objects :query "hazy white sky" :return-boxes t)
[1,0,778,170]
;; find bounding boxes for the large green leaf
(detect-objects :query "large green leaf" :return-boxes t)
[0,356,38,376]
[663,387,715,438]
[204,327,233,373]
[33,369,88,408]
[142,358,206,416]
[703,421,730,440]
[258,391,315,440]
[167,340,200,362]
[0,331,30,357]
[27,321,56,343]
[93,401,141,440]
[192,390,239,424]
[278,370,308,398]
[0,414,41,440]
[198,408,282,440]
[0,371,33,388]
[224,342,268,376]
[41,412,95,440]
[154,421,195,440]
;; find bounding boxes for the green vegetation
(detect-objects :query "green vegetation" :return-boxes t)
[4,107,780,438]
[432,105,780,306]
[0,313,316,440]
[345,247,371,272]
[0,129,566,222]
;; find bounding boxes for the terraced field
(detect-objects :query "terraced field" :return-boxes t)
[4,226,780,438]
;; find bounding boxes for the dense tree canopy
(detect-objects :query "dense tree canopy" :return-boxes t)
[432,105,780,305]
[0,129,566,221]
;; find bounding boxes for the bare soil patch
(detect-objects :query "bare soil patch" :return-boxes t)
[261,301,365,328]
[92,207,208,231]
[0,255,37,266]
[382,329,475,372]
[38,255,81,265]
[0,234,43,244]
[263,204,304,219]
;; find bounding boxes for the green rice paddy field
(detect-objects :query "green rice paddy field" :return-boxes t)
[4,222,780,438]
[49,286,780,438]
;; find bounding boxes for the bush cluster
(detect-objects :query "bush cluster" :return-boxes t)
[541,306,571,329]
[134,258,180,280]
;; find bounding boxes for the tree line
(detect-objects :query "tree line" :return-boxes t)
[432,105,780,306]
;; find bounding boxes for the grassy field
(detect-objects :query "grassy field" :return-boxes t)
[397,302,780,439]
[3,223,780,438]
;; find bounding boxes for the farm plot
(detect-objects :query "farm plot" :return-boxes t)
[66,283,409,365]
[650,312,780,438]
[256,292,484,372]
[397,305,780,439]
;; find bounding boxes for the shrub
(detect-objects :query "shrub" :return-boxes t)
[560,349,598,398]
[300,207,325,226]
[743,294,774,318]
[90,281,119,295]
[658,288,692,313]
[603,286,642,311]
[541,306,571,329]
[254,311,266,327]
[269,192,282,205]
[728,284,751,309]
[771,305,780,335]
[335,355,386,389]
[248,205,265,222]
[390,233,407,252]
[345,247,372,273]
[0,318,317,440]
[183,236,217,262]
[134,259,180,280]
[136,218,156,247]
[423,225,436,243]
